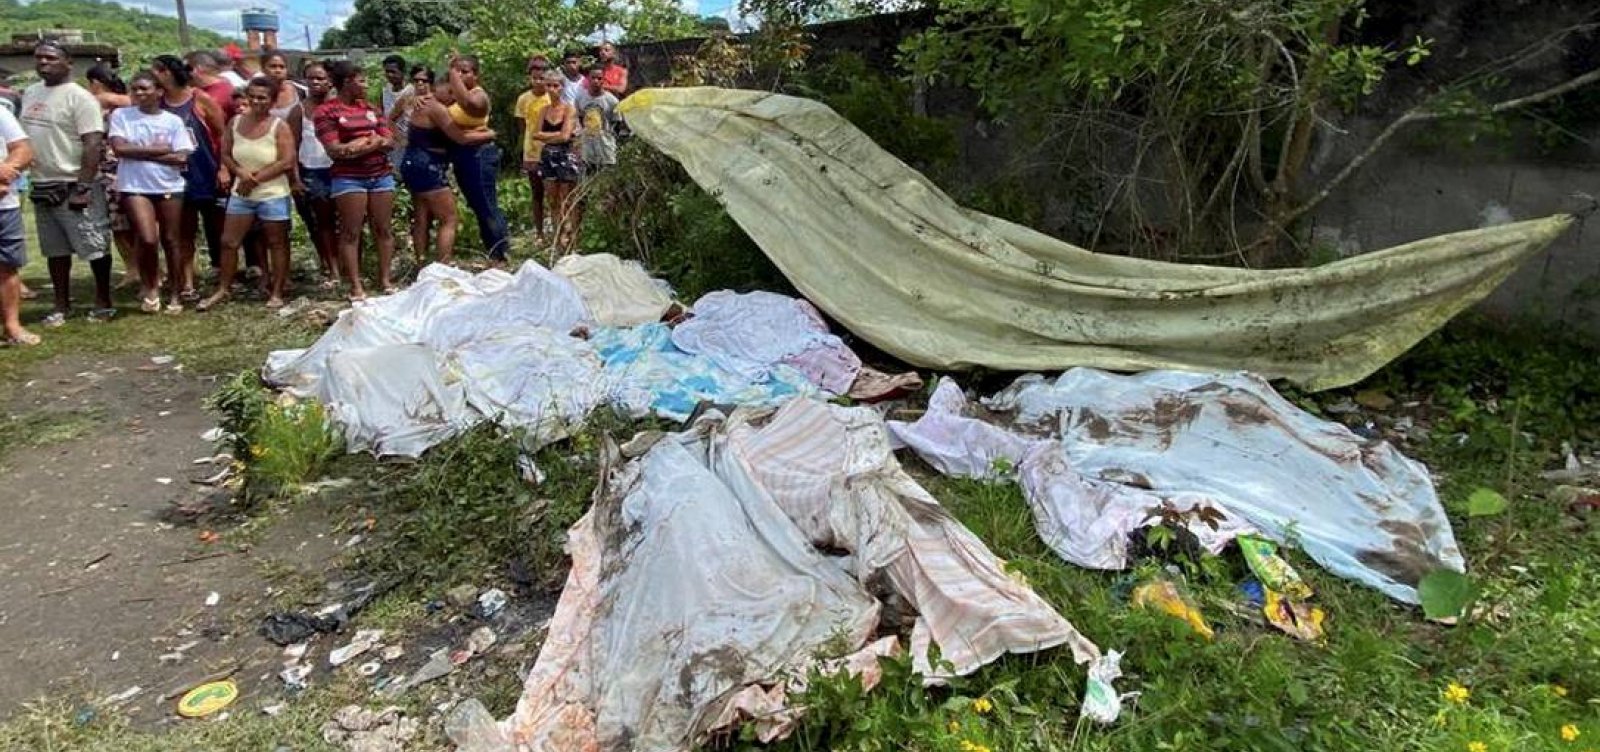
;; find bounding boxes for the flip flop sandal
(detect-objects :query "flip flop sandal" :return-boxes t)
[179,289,201,304]
[86,308,117,323]
[140,297,161,314]
[40,312,67,328]
[3,331,42,346]
[164,302,185,315]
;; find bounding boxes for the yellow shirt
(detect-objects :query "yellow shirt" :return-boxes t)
[517,90,554,161]
[446,87,491,129]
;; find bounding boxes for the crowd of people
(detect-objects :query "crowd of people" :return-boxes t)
[0,40,631,346]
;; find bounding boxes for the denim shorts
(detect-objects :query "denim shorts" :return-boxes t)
[299,167,332,201]
[400,151,449,194]
[0,207,25,269]
[226,194,292,221]
[330,174,396,198]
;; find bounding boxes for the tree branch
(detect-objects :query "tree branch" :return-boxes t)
[1277,66,1600,229]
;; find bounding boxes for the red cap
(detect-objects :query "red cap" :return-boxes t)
[222,43,244,61]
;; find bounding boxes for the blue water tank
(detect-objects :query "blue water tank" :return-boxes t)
[240,9,279,32]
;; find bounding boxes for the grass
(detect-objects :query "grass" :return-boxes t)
[0,406,103,462]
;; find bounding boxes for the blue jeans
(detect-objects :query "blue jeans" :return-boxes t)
[450,142,510,261]
[331,174,397,198]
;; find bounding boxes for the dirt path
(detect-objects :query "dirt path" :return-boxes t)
[0,354,342,724]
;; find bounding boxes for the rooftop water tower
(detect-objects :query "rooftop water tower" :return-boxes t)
[241,8,279,50]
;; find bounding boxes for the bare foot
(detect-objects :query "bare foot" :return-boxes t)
[196,293,229,312]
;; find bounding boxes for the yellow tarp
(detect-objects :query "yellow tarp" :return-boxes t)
[619,88,1572,390]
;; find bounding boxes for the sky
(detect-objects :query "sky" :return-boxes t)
[88,0,748,51]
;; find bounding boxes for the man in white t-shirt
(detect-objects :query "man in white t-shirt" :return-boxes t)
[20,41,112,326]
[0,104,37,345]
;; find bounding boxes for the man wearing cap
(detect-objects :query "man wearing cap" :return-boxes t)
[19,41,113,326]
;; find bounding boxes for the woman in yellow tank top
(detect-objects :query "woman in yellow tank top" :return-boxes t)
[446,54,511,264]
[200,76,296,311]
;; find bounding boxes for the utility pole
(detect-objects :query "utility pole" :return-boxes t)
[175,0,192,49]
[305,24,313,51]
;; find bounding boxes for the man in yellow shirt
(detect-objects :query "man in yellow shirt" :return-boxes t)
[515,55,556,244]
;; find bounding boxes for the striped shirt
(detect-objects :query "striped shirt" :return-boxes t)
[314,99,391,179]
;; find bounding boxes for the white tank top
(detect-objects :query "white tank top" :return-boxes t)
[297,99,333,169]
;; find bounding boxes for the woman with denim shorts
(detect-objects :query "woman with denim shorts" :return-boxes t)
[200,76,295,311]
[151,55,228,304]
[402,70,496,264]
[315,61,395,301]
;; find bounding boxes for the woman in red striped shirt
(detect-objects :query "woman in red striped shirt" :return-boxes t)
[314,61,395,302]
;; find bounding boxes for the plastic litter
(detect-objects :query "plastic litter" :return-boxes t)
[476,589,507,619]
[204,591,220,607]
[357,661,382,677]
[1238,535,1314,601]
[98,686,142,707]
[330,630,385,667]
[1132,580,1214,640]
[260,613,336,646]
[176,679,238,718]
[321,705,418,752]
[1263,588,1327,642]
[464,626,496,655]
[280,663,312,690]
[1080,651,1134,724]
[398,649,453,692]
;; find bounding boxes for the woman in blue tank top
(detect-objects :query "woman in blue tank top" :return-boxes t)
[151,55,228,307]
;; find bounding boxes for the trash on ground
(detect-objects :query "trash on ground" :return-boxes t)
[1081,651,1135,724]
[260,612,338,646]
[330,630,385,667]
[357,661,382,677]
[279,663,312,690]
[98,686,143,707]
[619,86,1570,390]
[397,648,453,692]
[1262,588,1327,642]
[321,705,419,752]
[200,427,228,443]
[176,679,238,718]
[455,399,1097,751]
[380,645,404,662]
[891,371,1463,604]
[476,589,507,619]
[204,591,220,607]
[1238,535,1314,601]
[151,355,175,365]
[445,584,479,611]
[1132,580,1214,640]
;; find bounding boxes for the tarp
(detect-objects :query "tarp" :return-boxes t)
[619,87,1573,390]
[453,399,1096,752]
[889,370,1463,603]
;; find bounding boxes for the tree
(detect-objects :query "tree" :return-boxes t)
[739,0,1599,264]
[0,0,235,66]
[319,0,470,49]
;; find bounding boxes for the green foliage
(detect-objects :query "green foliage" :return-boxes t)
[1465,487,1508,518]
[353,422,600,592]
[786,52,959,174]
[249,400,343,490]
[576,140,790,302]
[0,0,235,72]
[206,369,273,462]
[205,371,340,493]
[1419,569,1477,621]
[319,0,469,49]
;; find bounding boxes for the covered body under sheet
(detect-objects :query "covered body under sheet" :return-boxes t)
[452,399,1097,751]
